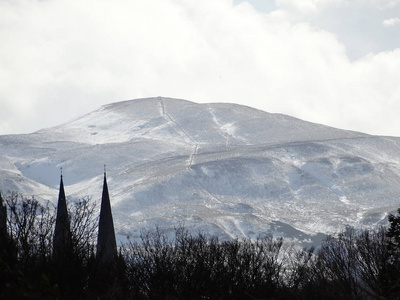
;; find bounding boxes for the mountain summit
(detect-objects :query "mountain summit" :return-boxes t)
[1,97,400,245]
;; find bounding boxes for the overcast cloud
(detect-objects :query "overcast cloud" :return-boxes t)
[1,0,399,136]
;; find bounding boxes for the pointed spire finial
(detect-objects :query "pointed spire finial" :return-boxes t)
[53,171,71,260]
[60,167,63,177]
[104,164,106,176]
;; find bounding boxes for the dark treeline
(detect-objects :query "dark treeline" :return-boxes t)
[1,193,400,299]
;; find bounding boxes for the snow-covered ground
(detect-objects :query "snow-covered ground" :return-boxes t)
[1,97,400,246]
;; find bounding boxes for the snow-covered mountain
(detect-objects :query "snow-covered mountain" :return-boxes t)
[1,97,400,246]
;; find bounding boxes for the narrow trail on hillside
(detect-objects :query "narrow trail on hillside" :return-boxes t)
[159,97,198,168]
[207,107,231,150]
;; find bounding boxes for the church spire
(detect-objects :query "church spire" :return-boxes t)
[97,170,117,261]
[53,172,71,259]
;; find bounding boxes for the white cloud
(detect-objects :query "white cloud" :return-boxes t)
[383,17,400,27]
[0,0,400,136]
[275,0,345,13]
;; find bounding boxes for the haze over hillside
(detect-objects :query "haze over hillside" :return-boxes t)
[1,97,400,245]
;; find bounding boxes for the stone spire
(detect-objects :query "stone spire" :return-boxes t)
[97,171,117,261]
[53,173,71,259]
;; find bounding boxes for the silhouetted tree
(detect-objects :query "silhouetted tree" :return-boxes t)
[0,191,6,239]
[5,193,55,266]
[385,209,400,298]
[123,227,289,300]
[388,208,400,247]
[0,193,103,299]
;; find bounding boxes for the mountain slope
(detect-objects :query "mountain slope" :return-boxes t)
[1,97,399,245]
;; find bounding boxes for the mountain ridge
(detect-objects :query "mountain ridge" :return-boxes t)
[1,97,399,245]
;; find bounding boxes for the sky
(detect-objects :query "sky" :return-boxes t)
[1,0,400,136]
